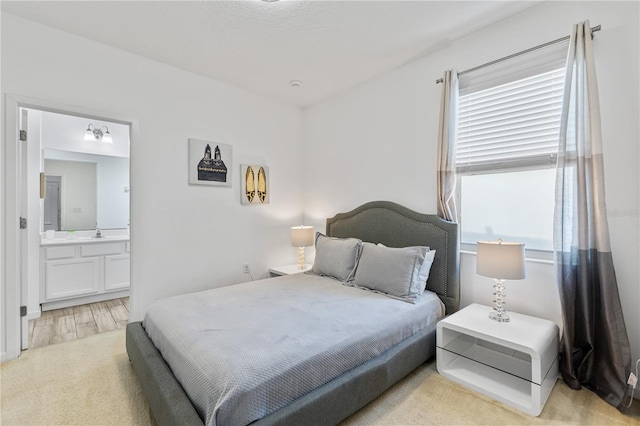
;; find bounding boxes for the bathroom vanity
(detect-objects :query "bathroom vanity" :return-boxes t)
[40,233,130,311]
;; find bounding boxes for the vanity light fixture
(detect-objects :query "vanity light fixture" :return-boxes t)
[84,124,113,143]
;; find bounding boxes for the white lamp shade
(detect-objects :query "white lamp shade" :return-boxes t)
[476,240,525,280]
[291,226,314,247]
[84,127,95,141]
[101,129,113,143]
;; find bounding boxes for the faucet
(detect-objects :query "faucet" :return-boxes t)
[95,227,102,238]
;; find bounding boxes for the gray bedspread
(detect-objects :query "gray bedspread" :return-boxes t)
[143,272,444,426]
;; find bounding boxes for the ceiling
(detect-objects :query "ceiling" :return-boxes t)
[2,0,540,107]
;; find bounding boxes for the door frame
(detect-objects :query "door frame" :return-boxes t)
[2,93,137,361]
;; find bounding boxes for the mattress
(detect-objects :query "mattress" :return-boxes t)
[143,272,445,426]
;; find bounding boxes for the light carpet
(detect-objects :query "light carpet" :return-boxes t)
[1,328,638,425]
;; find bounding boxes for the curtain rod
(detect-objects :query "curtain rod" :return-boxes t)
[435,24,601,84]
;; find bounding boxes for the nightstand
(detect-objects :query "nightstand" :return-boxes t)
[436,303,559,416]
[268,264,312,277]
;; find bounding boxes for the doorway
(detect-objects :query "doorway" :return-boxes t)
[43,176,61,231]
[2,94,135,360]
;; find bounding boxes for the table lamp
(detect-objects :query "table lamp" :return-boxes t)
[476,239,525,322]
[291,226,314,269]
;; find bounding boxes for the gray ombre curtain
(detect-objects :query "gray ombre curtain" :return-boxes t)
[437,70,459,222]
[554,20,631,410]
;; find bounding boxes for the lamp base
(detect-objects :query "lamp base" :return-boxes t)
[489,310,510,322]
[297,247,306,269]
[489,278,510,322]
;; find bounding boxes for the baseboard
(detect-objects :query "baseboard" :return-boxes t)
[41,290,129,311]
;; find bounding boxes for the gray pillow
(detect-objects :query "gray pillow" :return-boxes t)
[352,243,429,303]
[311,233,363,282]
[377,243,436,295]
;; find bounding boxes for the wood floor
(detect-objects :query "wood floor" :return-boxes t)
[28,298,129,349]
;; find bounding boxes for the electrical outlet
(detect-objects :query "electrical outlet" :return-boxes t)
[242,263,250,274]
[628,372,637,388]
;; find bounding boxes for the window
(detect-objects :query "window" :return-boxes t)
[460,169,556,250]
[457,68,565,251]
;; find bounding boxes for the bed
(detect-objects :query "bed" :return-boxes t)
[126,201,459,426]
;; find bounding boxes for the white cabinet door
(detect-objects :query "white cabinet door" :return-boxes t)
[104,254,130,292]
[45,257,100,300]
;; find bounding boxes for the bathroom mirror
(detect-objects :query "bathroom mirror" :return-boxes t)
[43,149,129,231]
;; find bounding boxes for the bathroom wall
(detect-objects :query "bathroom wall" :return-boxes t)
[40,111,130,158]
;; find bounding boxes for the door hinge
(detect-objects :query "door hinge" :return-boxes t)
[19,130,27,142]
[19,217,27,229]
[20,306,27,317]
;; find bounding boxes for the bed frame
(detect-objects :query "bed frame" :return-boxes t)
[126,201,459,426]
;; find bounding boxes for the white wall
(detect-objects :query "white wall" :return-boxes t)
[303,1,640,365]
[1,8,305,352]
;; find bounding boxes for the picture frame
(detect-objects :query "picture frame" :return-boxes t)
[240,164,270,205]
[188,138,232,187]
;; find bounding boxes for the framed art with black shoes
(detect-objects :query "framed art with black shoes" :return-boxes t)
[241,164,270,205]
[188,138,232,187]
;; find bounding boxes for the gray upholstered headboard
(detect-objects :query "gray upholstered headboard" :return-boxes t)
[325,201,460,314]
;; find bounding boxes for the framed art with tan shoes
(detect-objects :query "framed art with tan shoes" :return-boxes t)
[241,164,270,204]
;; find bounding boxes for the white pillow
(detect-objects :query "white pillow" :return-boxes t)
[418,249,436,294]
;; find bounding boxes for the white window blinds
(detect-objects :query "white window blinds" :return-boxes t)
[456,68,565,174]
